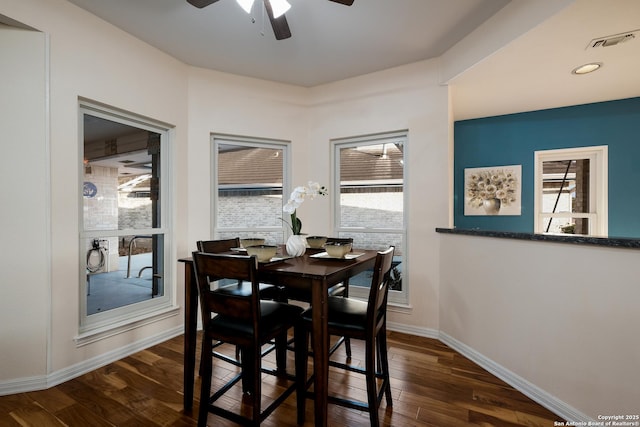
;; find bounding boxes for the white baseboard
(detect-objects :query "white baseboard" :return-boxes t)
[0,375,48,397]
[438,331,593,423]
[385,322,592,422]
[0,326,183,396]
[387,321,439,339]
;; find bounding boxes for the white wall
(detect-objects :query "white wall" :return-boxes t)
[1,0,189,387]
[0,24,48,381]
[439,234,640,418]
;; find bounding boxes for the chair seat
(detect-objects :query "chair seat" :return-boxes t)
[209,300,303,341]
[215,281,279,299]
[301,296,367,333]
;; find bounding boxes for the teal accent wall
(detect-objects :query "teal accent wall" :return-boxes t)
[454,97,640,238]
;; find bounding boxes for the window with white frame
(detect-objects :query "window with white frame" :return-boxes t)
[534,146,608,236]
[333,131,407,304]
[213,135,289,244]
[79,102,173,336]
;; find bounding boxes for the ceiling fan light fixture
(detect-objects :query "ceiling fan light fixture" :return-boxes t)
[236,0,255,13]
[269,0,291,18]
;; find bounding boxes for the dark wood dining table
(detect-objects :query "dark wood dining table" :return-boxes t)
[178,247,378,427]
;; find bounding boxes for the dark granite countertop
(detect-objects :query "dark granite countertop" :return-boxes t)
[435,228,640,249]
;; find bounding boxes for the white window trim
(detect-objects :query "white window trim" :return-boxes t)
[332,131,408,305]
[78,101,175,337]
[534,145,608,237]
[211,134,291,240]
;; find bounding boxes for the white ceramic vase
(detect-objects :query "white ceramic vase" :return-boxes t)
[286,234,307,257]
[483,198,501,215]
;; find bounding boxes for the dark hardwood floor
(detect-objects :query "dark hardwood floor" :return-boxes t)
[0,331,562,426]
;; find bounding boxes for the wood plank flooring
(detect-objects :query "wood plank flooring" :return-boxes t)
[0,331,563,426]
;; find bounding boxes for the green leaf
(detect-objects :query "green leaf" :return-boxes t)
[291,212,302,235]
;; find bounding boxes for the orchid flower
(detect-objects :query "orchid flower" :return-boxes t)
[281,181,327,234]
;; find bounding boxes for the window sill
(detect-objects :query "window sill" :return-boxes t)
[435,228,640,249]
[75,305,180,347]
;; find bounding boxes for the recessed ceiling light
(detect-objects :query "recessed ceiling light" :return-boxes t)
[572,62,602,75]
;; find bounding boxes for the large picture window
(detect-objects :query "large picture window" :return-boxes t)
[333,131,407,304]
[213,135,289,244]
[79,103,173,336]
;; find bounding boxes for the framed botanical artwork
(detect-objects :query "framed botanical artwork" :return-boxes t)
[464,165,522,216]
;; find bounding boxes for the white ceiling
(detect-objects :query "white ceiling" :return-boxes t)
[65,0,510,87]
[64,0,640,121]
[448,0,640,120]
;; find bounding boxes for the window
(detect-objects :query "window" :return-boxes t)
[79,102,173,336]
[213,135,289,243]
[333,131,407,304]
[534,146,608,236]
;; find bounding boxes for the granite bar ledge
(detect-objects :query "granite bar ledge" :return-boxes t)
[435,228,640,249]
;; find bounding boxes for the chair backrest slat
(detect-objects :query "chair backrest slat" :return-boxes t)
[366,246,395,331]
[192,251,260,324]
[196,238,244,289]
[197,238,240,253]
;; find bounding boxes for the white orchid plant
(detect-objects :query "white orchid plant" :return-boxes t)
[282,181,327,235]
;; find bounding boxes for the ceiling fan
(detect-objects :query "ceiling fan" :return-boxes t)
[186,0,354,40]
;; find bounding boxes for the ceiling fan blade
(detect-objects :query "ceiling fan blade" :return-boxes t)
[186,0,220,8]
[264,0,292,40]
[328,0,354,5]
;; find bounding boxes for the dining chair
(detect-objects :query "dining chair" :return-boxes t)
[294,246,395,427]
[197,238,287,371]
[192,251,303,427]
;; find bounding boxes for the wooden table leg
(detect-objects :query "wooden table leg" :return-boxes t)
[183,261,197,412]
[311,278,329,427]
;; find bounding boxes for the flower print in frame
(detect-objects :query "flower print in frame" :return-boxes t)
[464,165,521,216]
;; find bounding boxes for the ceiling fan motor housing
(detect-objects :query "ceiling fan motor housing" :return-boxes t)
[186,0,354,40]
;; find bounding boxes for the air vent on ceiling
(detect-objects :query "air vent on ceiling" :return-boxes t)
[587,30,638,49]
